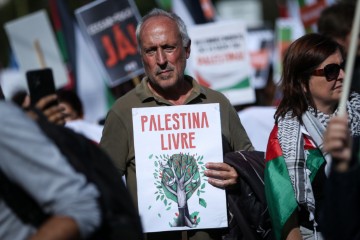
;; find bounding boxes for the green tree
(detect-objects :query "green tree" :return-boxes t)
[160,153,200,227]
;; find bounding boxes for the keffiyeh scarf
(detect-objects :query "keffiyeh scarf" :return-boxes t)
[277,92,360,224]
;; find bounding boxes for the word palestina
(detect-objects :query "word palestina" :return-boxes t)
[140,112,210,150]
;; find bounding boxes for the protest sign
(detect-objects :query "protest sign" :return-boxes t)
[4,10,68,89]
[75,0,144,87]
[188,20,255,106]
[247,28,274,89]
[133,103,228,233]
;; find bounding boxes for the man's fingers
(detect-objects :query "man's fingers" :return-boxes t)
[205,162,231,171]
[43,105,65,125]
[207,178,226,188]
[35,94,58,110]
[205,162,238,188]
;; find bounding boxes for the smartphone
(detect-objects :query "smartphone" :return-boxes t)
[26,68,58,108]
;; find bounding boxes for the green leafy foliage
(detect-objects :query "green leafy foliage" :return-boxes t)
[161,153,201,203]
[190,211,201,224]
[199,198,207,208]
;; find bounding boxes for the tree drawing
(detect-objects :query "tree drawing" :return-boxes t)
[149,153,207,228]
[160,153,201,227]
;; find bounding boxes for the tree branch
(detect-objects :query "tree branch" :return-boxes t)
[163,180,177,196]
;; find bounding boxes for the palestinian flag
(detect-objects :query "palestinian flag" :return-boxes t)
[264,125,325,239]
[49,0,76,90]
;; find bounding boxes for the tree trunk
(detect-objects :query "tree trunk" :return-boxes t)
[177,204,193,227]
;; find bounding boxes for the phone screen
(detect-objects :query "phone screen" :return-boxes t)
[26,68,58,108]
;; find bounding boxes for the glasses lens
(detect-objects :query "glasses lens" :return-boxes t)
[324,64,340,81]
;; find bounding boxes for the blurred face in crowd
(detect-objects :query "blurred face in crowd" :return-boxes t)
[308,50,344,114]
[139,16,190,92]
[335,33,360,56]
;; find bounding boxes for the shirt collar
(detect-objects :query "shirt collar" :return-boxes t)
[136,75,206,104]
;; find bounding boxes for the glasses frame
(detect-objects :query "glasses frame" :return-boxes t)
[312,63,344,82]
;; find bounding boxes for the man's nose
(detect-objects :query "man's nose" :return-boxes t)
[156,49,167,65]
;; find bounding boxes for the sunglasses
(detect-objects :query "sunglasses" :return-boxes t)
[312,63,344,81]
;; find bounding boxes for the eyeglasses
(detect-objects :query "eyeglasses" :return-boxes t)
[312,63,344,81]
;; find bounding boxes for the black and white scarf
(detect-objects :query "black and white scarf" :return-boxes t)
[277,92,360,224]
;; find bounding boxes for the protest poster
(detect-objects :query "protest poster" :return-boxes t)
[75,0,144,87]
[132,103,228,233]
[188,20,255,106]
[247,28,274,89]
[4,10,68,89]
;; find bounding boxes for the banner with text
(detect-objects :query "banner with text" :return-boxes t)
[133,103,227,233]
[75,0,144,87]
[188,20,255,106]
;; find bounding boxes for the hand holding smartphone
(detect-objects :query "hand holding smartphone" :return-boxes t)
[26,68,58,109]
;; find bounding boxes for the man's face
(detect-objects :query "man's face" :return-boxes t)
[139,16,190,90]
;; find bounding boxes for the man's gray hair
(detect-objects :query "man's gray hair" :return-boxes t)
[136,8,190,50]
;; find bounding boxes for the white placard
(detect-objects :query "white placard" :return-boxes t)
[188,20,255,106]
[4,10,68,89]
[133,103,228,233]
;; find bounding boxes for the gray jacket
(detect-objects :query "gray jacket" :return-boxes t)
[0,101,101,240]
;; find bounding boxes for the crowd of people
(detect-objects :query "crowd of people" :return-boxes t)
[1,2,360,240]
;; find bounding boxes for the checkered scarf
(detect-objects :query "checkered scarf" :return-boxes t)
[277,92,360,223]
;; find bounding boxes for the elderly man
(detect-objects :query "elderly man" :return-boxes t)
[100,8,253,240]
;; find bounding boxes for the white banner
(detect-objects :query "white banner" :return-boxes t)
[4,10,68,89]
[133,103,227,233]
[188,20,255,106]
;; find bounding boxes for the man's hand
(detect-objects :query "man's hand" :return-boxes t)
[29,216,80,240]
[324,116,352,172]
[34,94,65,125]
[204,162,238,188]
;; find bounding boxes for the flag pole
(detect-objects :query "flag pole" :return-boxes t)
[338,0,360,115]
[34,39,47,68]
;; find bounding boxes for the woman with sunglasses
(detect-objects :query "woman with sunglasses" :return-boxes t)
[265,33,360,240]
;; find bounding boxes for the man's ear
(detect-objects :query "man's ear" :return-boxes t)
[185,40,191,59]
